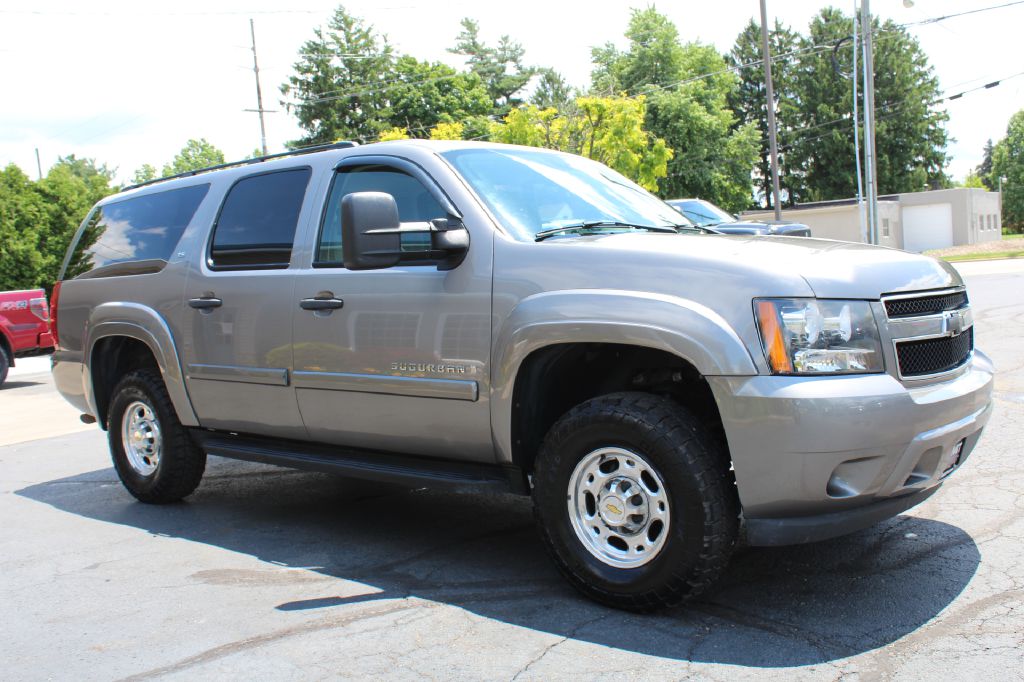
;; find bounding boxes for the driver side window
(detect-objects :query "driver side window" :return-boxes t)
[316,165,446,266]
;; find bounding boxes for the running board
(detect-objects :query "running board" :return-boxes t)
[190,430,518,494]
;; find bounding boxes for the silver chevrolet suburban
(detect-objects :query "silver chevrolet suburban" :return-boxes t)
[51,140,993,610]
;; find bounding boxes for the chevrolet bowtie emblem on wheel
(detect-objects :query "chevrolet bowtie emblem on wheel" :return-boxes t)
[605,503,623,516]
[944,309,968,336]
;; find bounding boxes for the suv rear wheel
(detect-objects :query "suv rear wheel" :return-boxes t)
[532,392,738,611]
[107,369,206,503]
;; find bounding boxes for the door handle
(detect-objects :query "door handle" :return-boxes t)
[299,296,344,311]
[188,296,223,310]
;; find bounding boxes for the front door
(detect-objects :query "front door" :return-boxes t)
[292,160,493,461]
[182,167,316,440]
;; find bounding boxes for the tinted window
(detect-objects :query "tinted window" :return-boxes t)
[317,166,446,264]
[64,184,209,280]
[210,168,311,268]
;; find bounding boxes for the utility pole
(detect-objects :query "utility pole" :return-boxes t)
[861,0,879,244]
[759,0,783,221]
[34,148,43,181]
[246,18,270,156]
[852,3,867,244]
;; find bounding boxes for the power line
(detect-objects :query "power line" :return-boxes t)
[897,0,1024,27]
[293,1,1021,112]
[772,70,1024,153]
[761,28,1022,147]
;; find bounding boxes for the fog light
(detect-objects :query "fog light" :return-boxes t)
[941,439,965,476]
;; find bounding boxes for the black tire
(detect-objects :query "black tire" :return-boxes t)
[0,344,9,388]
[532,392,738,611]
[107,368,206,503]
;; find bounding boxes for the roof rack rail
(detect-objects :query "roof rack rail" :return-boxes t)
[123,140,360,191]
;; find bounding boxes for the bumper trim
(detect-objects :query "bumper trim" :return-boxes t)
[744,485,939,546]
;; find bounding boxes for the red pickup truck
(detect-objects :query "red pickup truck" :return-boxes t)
[0,288,55,387]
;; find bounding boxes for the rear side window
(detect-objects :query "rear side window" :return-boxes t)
[209,168,311,269]
[317,166,446,265]
[64,184,209,280]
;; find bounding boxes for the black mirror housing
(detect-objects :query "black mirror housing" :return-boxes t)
[341,192,402,270]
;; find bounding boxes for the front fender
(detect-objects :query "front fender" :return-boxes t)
[490,289,758,464]
[85,302,198,426]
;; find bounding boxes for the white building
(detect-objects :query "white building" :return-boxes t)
[743,188,1002,252]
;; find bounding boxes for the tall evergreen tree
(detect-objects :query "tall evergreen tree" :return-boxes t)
[531,68,573,111]
[977,138,995,190]
[789,8,949,202]
[281,6,395,144]
[728,18,801,208]
[449,18,534,115]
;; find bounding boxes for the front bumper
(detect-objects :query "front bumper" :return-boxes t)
[709,350,994,546]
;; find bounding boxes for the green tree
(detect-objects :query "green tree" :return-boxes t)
[162,139,226,176]
[590,9,759,211]
[132,164,157,185]
[0,157,116,291]
[977,138,995,190]
[378,127,409,141]
[383,56,491,136]
[728,18,802,208]
[283,8,499,144]
[789,8,949,202]
[958,171,986,189]
[489,95,672,191]
[531,68,573,110]
[429,122,465,140]
[0,165,48,291]
[993,109,1024,232]
[282,6,395,144]
[34,157,116,289]
[449,18,534,114]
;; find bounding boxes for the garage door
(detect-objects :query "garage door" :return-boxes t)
[902,203,953,253]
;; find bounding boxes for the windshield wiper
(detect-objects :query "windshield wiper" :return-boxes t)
[671,222,719,234]
[534,221,679,242]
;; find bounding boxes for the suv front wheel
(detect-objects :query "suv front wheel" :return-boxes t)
[532,392,738,611]
[107,369,206,503]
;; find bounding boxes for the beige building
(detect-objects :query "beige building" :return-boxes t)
[743,188,1002,252]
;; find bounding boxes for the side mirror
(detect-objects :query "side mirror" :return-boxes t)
[340,191,471,271]
[430,218,470,271]
[341,192,401,270]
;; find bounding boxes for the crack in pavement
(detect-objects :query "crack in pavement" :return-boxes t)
[114,599,428,681]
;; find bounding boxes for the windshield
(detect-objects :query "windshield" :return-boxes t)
[441,147,693,241]
[669,199,735,227]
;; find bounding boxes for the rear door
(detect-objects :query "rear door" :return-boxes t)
[291,157,494,461]
[182,167,315,440]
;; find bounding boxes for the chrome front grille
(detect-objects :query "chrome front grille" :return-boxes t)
[885,290,967,318]
[896,327,973,377]
[883,288,974,380]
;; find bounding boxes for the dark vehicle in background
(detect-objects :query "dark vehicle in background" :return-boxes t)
[667,198,812,237]
[0,288,54,387]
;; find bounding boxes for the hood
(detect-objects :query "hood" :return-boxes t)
[553,232,960,299]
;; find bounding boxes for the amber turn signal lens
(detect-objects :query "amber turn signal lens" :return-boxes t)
[757,300,793,373]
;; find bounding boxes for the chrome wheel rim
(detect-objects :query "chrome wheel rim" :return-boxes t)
[567,447,670,568]
[121,400,161,476]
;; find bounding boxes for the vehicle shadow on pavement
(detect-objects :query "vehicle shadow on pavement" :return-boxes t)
[0,380,45,390]
[16,457,981,668]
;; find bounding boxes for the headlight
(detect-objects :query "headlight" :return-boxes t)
[754,298,883,374]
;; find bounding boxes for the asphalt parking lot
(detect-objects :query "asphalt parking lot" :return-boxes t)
[2,260,1023,680]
